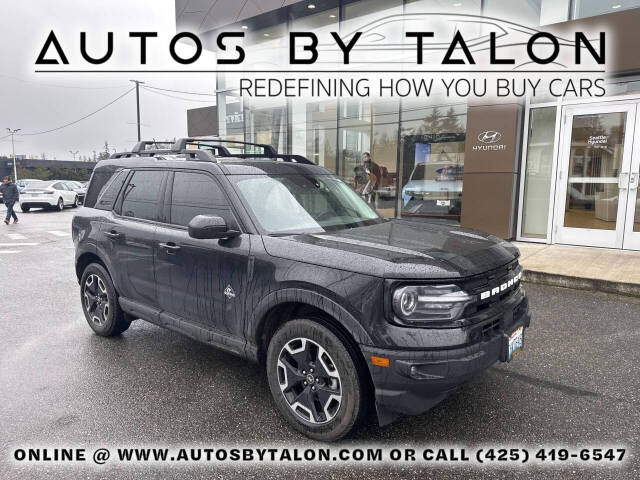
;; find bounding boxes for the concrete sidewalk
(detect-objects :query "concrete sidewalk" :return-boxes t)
[514,242,640,297]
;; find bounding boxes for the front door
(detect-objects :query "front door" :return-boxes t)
[554,103,639,249]
[154,171,250,339]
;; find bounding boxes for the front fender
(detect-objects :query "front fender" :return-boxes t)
[245,287,374,362]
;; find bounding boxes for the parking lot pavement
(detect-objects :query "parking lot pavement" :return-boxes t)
[0,208,638,479]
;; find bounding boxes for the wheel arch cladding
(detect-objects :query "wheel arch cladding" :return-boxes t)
[75,251,107,283]
[249,288,374,366]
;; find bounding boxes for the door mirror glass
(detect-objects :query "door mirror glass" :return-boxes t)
[187,215,239,239]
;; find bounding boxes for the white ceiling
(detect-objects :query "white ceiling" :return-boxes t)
[175,0,305,33]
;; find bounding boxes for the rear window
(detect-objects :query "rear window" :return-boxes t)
[119,170,165,221]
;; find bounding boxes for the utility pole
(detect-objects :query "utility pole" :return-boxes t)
[5,128,20,182]
[130,80,144,141]
[69,150,79,161]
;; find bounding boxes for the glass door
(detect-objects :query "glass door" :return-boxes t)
[554,104,637,248]
[623,106,640,250]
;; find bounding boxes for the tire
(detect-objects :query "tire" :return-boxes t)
[21,205,30,213]
[56,197,64,211]
[266,319,367,441]
[80,263,131,337]
[71,196,78,208]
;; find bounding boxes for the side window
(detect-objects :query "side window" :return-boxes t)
[95,170,128,211]
[53,182,65,190]
[120,170,165,221]
[169,172,232,227]
[85,167,122,208]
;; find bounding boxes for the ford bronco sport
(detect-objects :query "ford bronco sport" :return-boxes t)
[73,138,531,441]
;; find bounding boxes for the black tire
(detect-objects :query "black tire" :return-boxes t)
[71,195,78,208]
[266,319,367,441]
[56,197,64,211]
[80,263,131,337]
[21,205,30,213]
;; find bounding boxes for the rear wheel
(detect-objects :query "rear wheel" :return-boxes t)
[56,197,64,211]
[266,319,367,441]
[80,263,131,336]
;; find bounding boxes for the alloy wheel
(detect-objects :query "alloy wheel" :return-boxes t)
[83,274,110,327]
[277,337,342,424]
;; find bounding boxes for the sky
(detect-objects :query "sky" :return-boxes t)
[0,0,216,160]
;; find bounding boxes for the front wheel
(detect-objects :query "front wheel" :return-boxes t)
[80,263,131,336]
[266,319,367,441]
[21,205,30,213]
[56,197,64,211]
[72,195,78,208]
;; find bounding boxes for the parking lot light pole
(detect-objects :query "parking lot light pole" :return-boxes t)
[69,150,79,161]
[6,128,20,182]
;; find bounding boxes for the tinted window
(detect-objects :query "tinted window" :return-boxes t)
[120,170,165,221]
[53,182,65,190]
[170,172,231,227]
[85,168,118,208]
[95,170,128,211]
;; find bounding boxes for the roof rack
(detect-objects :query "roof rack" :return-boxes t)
[173,137,314,164]
[109,138,315,165]
[174,137,278,157]
[131,140,175,153]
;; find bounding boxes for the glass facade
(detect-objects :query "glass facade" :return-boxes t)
[399,101,467,223]
[520,107,557,238]
[204,0,640,240]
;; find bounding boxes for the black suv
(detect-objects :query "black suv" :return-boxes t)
[73,138,531,441]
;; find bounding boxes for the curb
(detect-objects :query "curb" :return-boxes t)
[522,269,640,298]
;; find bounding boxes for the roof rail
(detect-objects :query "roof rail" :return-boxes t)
[173,137,278,157]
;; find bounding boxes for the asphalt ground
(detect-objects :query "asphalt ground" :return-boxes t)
[0,205,638,479]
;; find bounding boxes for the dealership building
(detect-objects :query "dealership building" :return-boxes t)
[175,0,640,250]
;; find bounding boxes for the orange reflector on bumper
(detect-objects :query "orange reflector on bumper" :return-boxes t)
[370,356,390,367]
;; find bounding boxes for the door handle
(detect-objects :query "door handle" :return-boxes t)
[618,172,629,189]
[630,173,639,190]
[104,230,121,240]
[159,242,181,254]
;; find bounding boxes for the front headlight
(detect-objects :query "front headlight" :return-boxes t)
[392,284,472,324]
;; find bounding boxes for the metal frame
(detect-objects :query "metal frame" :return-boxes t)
[517,92,640,245]
[110,138,314,165]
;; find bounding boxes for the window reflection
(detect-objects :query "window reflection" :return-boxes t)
[400,102,467,223]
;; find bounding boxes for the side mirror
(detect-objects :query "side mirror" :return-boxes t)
[187,215,240,240]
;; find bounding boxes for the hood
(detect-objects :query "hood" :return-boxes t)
[261,219,519,279]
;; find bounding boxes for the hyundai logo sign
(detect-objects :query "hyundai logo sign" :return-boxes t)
[477,131,502,144]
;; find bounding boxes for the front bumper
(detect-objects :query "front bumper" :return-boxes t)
[360,295,531,426]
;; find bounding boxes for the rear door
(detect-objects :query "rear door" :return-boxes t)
[154,170,250,339]
[99,169,167,306]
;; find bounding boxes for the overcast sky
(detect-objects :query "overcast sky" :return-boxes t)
[0,0,216,160]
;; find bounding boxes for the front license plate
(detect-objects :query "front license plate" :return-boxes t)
[436,199,450,206]
[508,326,524,361]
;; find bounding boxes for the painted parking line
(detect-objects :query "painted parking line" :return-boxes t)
[7,233,27,240]
[47,230,70,237]
[0,242,39,246]
[0,250,21,254]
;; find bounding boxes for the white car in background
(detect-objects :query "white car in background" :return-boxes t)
[20,180,79,212]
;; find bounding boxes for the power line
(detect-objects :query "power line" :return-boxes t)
[141,86,216,103]
[143,84,217,96]
[19,88,135,136]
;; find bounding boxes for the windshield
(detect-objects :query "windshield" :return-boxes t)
[231,174,382,234]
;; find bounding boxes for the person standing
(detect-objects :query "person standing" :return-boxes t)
[0,176,19,225]
[355,152,380,207]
